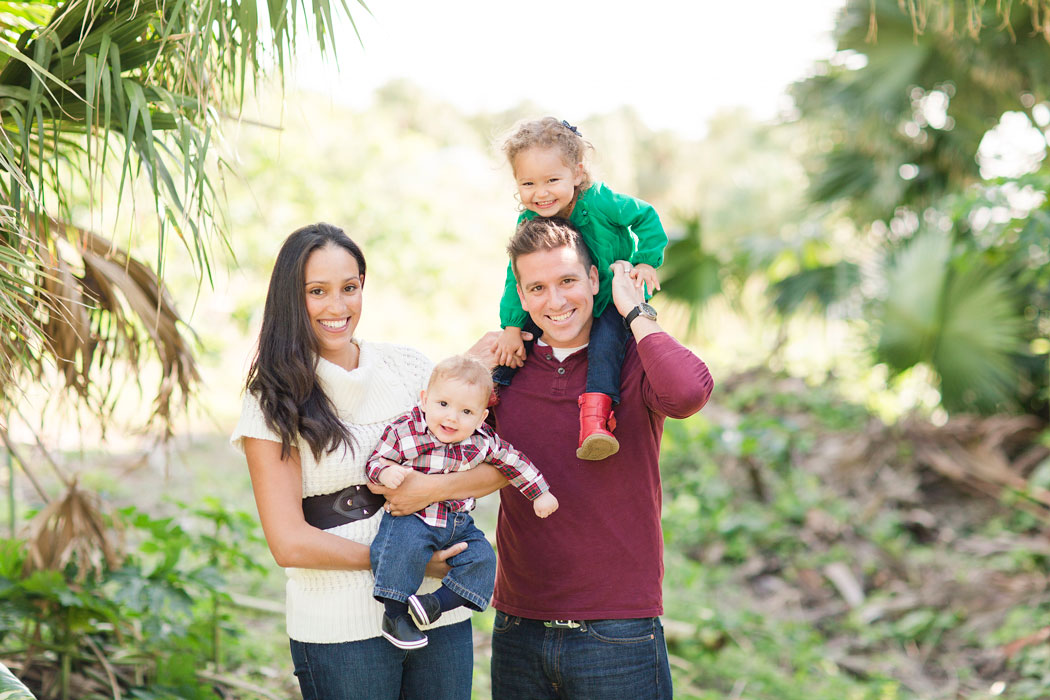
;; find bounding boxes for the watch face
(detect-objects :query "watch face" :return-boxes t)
[639,303,657,319]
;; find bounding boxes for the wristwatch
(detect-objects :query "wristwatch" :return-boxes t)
[624,302,657,328]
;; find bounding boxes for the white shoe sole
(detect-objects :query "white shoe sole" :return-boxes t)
[381,629,429,649]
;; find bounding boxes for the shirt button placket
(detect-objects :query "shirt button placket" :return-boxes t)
[551,363,569,395]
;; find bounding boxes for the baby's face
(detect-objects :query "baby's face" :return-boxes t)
[421,378,490,444]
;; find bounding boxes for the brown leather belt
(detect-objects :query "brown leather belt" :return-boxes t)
[302,485,386,530]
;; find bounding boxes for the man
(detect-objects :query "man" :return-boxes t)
[484,216,714,699]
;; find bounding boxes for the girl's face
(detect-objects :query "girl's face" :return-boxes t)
[303,243,364,369]
[512,146,584,218]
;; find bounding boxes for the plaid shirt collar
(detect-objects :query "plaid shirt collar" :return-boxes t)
[403,404,494,449]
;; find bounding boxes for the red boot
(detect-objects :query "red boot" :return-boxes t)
[576,393,619,461]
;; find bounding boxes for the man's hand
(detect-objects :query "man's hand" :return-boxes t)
[609,260,646,317]
[533,491,559,518]
[610,260,662,342]
[368,468,436,516]
[424,542,467,578]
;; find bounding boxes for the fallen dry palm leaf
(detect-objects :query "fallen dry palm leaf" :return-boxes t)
[22,479,122,580]
[905,415,1050,519]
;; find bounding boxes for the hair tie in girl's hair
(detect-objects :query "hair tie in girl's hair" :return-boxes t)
[561,120,582,137]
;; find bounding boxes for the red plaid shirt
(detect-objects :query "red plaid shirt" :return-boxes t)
[366,405,550,527]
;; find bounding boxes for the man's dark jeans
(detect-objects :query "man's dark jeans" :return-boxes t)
[490,612,673,699]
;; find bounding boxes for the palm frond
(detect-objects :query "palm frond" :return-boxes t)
[22,478,122,581]
[874,228,1028,413]
[875,0,1050,43]
[0,0,365,430]
[656,215,725,334]
[0,661,37,700]
[771,262,862,316]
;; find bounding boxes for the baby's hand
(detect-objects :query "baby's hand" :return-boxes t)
[533,492,559,518]
[378,465,411,489]
[631,263,660,295]
[494,327,527,368]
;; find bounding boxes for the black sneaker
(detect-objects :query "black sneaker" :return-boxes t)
[381,613,428,649]
[408,593,443,627]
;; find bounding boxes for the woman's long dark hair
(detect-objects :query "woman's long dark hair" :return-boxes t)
[246,222,367,460]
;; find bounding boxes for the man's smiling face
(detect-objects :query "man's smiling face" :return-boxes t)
[515,245,599,349]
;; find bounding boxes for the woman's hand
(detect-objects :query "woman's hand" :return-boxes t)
[424,542,468,578]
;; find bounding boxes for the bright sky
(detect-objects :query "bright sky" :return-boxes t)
[295,0,846,138]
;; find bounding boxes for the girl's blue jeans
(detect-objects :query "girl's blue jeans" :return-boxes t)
[493,304,629,404]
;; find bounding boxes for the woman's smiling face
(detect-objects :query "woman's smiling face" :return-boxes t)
[304,243,364,368]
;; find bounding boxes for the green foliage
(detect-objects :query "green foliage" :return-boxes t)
[0,660,36,699]
[658,216,725,332]
[796,0,1050,218]
[659,371,1050,699]
[874,227,1028,412]
[0,0,368,431]
[773,0,1050,418]
[661,377,866,566]
[0,499,269,699]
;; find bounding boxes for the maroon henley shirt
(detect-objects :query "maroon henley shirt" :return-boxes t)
[490,331,713,620]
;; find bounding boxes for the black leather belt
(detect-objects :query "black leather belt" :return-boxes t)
[302,485,386,530]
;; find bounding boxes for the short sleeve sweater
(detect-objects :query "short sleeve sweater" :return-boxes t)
[230,340,471,643]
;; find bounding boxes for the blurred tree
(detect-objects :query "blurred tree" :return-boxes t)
[796,0,1049,220]
[878,0,1050,44]
[776,0,1049,415]
[0,0,366,433]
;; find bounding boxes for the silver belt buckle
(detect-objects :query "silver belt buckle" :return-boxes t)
[543,619,580,629]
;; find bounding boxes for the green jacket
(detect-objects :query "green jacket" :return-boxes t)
[499,182,667,328]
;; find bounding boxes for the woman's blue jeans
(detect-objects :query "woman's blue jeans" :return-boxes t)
[289,619,473,700]
[490,613,673,700]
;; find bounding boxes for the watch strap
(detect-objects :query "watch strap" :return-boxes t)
[624,304,656,328]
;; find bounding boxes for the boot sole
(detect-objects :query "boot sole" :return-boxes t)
[576,434,619,461]
[408,595,440,627]
[381,629,429,650]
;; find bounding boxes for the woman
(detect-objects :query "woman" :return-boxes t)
[231,223,504,700]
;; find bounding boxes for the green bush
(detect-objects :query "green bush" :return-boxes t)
[0,499,270,699]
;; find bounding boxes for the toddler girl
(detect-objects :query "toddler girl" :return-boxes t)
[492,117,667,460]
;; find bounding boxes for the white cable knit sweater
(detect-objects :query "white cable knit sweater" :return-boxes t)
[231,340,472,643]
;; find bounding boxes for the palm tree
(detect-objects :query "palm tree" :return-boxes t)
[0,0,366,434]
[794,0,1049,221]
[771,0,1050,415]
